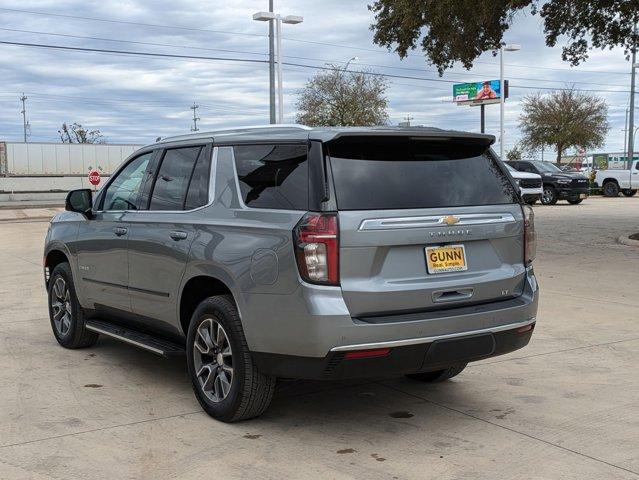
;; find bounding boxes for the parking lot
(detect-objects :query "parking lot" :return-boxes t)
[0,196,638,479]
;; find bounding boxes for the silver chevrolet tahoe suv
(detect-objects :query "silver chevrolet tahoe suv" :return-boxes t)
[44,125,538,422]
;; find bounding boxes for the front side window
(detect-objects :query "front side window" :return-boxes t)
[233,144,308,210]
[149,146,203,211]
[102,152,153,210]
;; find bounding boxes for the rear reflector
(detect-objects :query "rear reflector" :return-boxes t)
[517,324,535,334]
[344,348,391,360]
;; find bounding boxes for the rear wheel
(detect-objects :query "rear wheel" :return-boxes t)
[47,262,99,349]
[567,197,583,205]
[406,364,467,383]
[187,296,275,422]
[603,181,620,197]
[622,189,637,197]
[541,186,558,205]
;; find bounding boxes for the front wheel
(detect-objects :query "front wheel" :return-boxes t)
[187,296,276,422]
[567,198,583,205]
[406,364,467,383]
[622,189,637,197]
[47,262,99,348]
[541,186,558,205]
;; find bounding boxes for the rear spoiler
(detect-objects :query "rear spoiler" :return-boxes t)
[311,128,495,147]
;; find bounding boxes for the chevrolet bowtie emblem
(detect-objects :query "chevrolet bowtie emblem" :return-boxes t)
[443,215,460,226]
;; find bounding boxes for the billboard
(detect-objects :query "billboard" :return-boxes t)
[453,80,502,105]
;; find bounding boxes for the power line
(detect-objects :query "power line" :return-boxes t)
[0,27,631,88]
[0,6,631,76]
[0,40,633,94]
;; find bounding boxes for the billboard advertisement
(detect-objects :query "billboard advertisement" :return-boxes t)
[453,80,502,104]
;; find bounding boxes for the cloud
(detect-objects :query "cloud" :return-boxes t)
[0,0,633,155]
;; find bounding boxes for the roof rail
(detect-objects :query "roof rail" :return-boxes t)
[158,124,311,143]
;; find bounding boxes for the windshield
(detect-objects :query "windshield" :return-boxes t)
[531,161,561,173]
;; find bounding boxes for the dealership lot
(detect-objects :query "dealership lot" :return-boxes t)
[0,197,638,479]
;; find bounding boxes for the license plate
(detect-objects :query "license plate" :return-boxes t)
[579,193,587,199]
[425,244,467,274]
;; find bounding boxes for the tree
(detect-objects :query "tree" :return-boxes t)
[506,147,522,162]
[58,123,105,144]
[518,89,608,162]
[368,1,639,75]
[296,65,389,126]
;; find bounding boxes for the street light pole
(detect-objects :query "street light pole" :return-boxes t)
[253,11,303,124]
[268,0,275,125]
[499,44,521,160]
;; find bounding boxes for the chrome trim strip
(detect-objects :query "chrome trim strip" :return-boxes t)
[358,213,517,231]
[330,317,536,352]
[85,325,165,355]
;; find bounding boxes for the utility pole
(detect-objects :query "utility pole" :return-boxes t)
[403,114,413,126]
[628,46,637,171]
[268,0,275,124]
[624,106,630,156]
[20,93,28,142]
[190,102,200,132]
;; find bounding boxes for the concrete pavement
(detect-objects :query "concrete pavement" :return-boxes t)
[0,196,638,479]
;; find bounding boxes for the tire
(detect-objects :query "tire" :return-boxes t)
[622,189,637,197]
[406,364,467,383]
[541,185,558,205]
[47,262,99,349]
[567,198,583,205]
[603,181,620,197]
[187,295,276,422]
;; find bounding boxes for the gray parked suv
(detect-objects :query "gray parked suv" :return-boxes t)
[44,125,539,422]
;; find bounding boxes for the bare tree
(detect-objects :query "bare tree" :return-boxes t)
[296,65,389,126]
[58,123,105,144]
[519,89,608,162]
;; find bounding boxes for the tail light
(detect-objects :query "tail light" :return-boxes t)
[522,204,536,266]
[293,212,339,285]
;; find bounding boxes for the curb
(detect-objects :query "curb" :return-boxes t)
[617,235,639,247]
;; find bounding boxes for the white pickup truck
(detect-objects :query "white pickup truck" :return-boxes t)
[596,160,639,197]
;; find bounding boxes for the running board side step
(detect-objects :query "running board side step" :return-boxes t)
[85,319,185,357]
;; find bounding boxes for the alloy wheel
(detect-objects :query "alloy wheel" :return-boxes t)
[51,277,72,336]
[193,318,234,403]
[542,187,554,204]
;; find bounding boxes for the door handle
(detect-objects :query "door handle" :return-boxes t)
[169,231,188,241]
[113,227,128,236]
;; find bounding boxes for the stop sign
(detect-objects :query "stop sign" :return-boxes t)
[88,170,101,186]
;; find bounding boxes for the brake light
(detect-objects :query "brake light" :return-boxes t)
[293,212,339,285]
[522,204,536,265]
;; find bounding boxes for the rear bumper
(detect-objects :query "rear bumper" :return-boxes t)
[253,322,534,380]
[242,267,539,375]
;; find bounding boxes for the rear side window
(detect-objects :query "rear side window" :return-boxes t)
[327,138,518,210]
[149,146,202,211]
[233,144,308,210]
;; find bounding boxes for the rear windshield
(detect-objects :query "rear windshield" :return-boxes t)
[327,138,518,210]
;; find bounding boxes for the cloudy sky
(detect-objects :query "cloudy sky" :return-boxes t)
[0,1,634,156]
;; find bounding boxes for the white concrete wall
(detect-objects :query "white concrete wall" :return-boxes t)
[4,142,142,175]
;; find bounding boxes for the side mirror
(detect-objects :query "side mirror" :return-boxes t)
[65,189,93,215]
